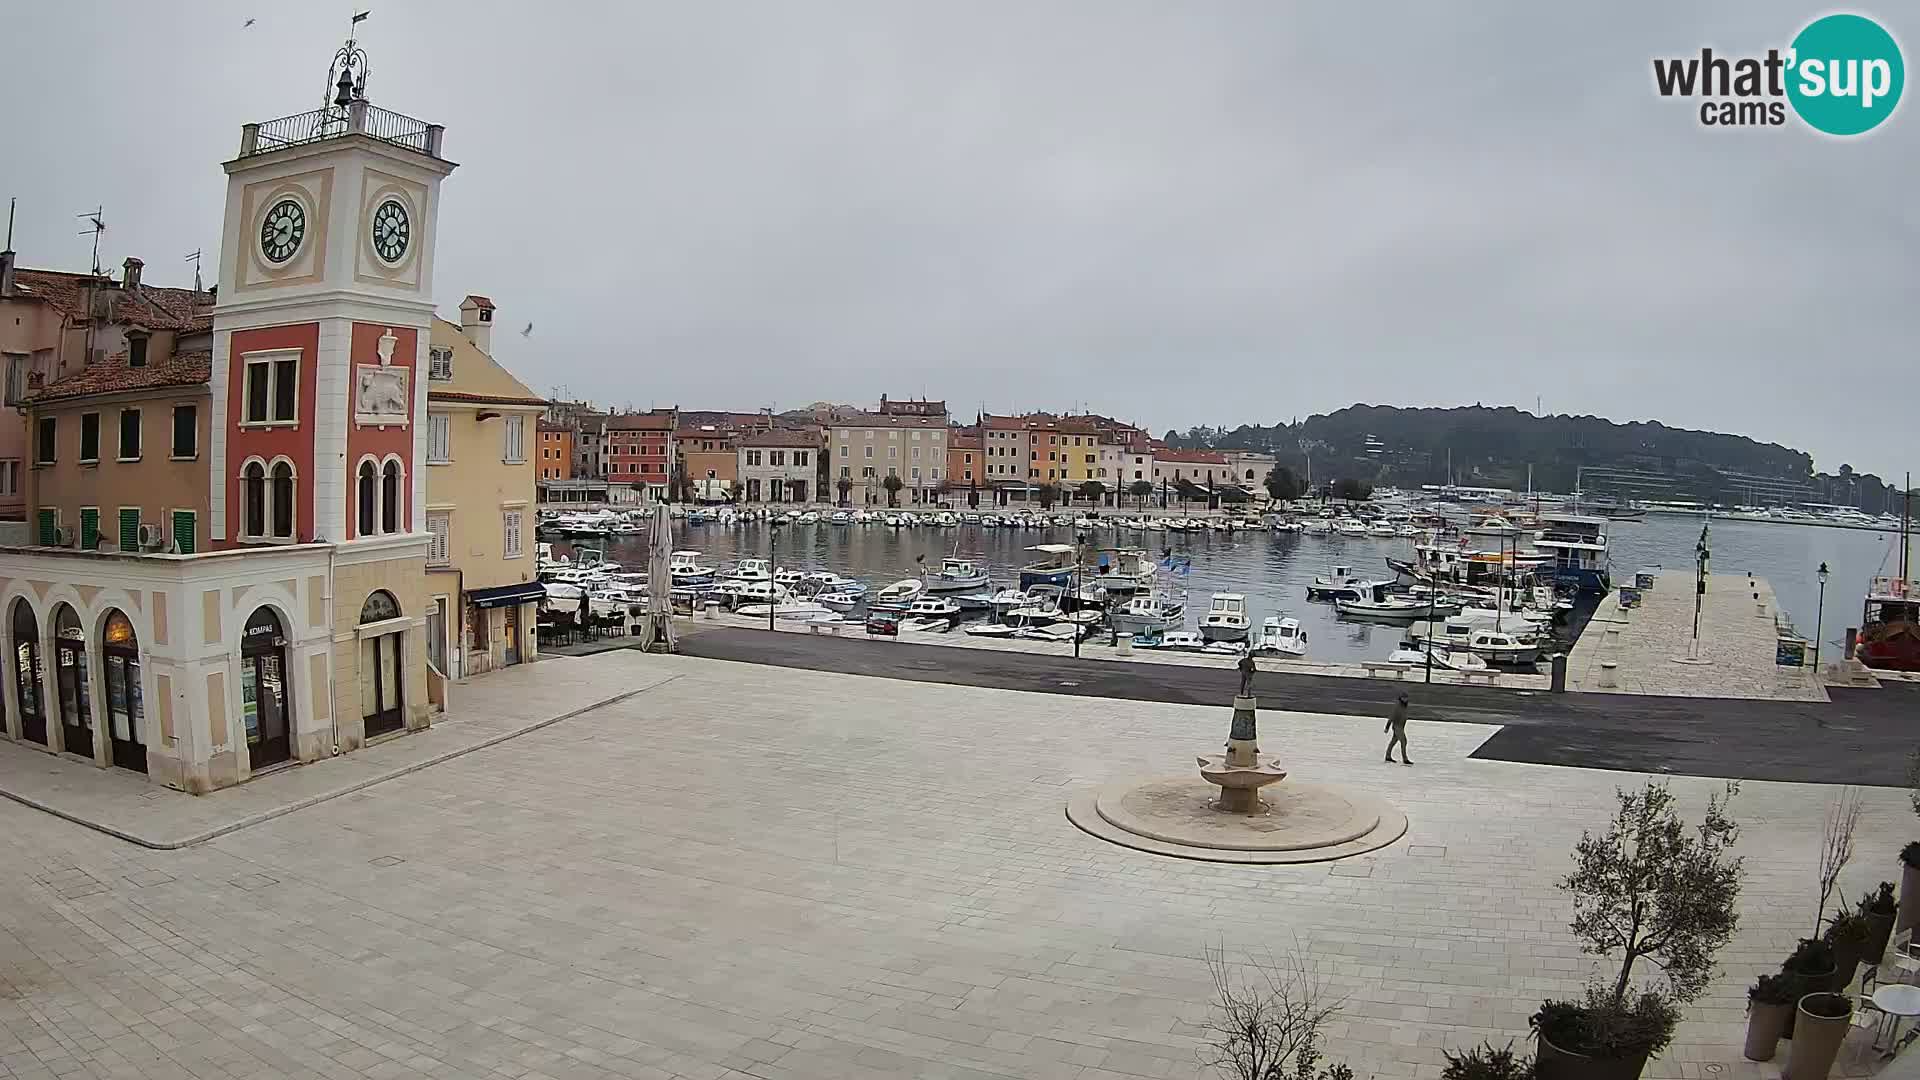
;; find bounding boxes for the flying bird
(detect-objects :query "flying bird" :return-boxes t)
[521,321,534,337]
[244,17,255,26]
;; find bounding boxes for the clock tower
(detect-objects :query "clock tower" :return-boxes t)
[209,27,456,748]
[210,28,455,551]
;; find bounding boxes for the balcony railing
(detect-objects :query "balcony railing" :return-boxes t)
[240,102,445,160]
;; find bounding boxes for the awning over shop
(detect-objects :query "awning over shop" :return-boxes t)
[468,581,546,609]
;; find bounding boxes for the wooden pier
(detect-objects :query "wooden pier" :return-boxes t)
[1565,570,1827,701]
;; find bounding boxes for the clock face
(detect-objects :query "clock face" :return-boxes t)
[371,199,410,263]
[259,199,305,264]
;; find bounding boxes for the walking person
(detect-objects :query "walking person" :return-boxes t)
[1384,692,1412,765]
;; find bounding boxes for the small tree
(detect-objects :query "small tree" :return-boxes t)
[1562,780,1743,1006]
[1175,478,1205,512]
[1129,479,1154,511]
[1202,944,1353,1080]
[1265,466,1302,503]
[1220,487,1251,506]
[881,473,904,507]
[1332,477,1372,504]
[835,476,853,506]
[1037,482,1061,510]
[1816,787,1864,933]
[1079,480,1107,506]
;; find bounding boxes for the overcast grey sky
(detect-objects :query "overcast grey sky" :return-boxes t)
[5,3,1914,477]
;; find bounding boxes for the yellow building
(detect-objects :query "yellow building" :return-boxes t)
[425,299,546,681]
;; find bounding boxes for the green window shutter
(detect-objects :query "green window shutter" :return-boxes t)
[36,509,55,546]
[119,508,140,551]
[172,510,195,555]
[79,508,100,551]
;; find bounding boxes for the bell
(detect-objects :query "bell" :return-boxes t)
[333,66,356,107]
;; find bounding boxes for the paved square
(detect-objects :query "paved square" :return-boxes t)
[0,651,1904,1080]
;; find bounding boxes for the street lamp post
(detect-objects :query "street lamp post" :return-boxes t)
[1813,561,1829,669]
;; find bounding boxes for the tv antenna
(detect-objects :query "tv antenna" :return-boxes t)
[184,250,204,293]
[76,206,106,276]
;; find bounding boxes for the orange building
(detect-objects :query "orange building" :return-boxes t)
[946,428,982,499]
[536,421,572,483]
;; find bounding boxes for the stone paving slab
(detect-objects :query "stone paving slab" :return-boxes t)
[0,650,1904,1080]
[1567,571,1827,701]
[0,655,680,848]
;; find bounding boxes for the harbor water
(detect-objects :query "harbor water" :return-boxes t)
[554,514,1910,665]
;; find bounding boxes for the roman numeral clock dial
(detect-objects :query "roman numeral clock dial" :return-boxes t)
[372,199,410,263]
[259,199,305,263]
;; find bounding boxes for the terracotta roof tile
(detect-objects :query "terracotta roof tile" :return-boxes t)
[27,350,211,404]
[427,390,549,407]
[738,427,822,447]
[10,269,213,331]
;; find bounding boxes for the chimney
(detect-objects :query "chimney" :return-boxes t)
[0,249,13,299]
[122,257,143,290]
[459,294,495,353]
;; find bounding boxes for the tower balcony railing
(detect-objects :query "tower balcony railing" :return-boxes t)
[240,101,445,160]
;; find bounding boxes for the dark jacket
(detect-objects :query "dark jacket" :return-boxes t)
[1385,700,1408,732]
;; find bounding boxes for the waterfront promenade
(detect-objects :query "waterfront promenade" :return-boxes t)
[0,649,1905,1080]
[1565,570,1825,701]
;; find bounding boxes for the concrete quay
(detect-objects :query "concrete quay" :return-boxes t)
[1565,571,1826,701]
[0,648,1904,1080]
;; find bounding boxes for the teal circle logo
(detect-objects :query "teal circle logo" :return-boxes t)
[1787,14,1904,135]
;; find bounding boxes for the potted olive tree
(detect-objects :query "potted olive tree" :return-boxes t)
[1779,938,1838,1040]
[1861,883,1898,963]
[1785,991,1855,1080]
[1443,1042,1535,1080]
[1743,974,1797,1062]
[1532,782,1742,1080]
[1900,842,1920,934]
[1824,908,1873,990]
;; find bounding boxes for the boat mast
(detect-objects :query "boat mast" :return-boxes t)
[1903,471,1912,584]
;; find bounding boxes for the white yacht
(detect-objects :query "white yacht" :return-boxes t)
[720,558,773,583]
[1254,616,1308,657]
[1199,593,1251,642]
[1091,549,1157,595]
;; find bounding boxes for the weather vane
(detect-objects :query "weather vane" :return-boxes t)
[324,11,373,112]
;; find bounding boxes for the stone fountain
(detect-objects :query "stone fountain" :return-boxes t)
[1065,657,1408,864]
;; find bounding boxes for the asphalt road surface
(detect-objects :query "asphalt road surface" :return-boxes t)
[677,627,1911,786]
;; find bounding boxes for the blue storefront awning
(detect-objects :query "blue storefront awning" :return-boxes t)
[468,581,546,609]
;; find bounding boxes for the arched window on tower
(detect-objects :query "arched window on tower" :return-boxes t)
[357,460,377,537]
[270,461,295,539]
[242,461,266,539]
[381,460,402,534]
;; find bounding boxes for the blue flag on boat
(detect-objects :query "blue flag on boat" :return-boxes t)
[1159,554,1191,576]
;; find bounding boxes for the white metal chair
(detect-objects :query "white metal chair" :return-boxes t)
[1883,928,1920,986]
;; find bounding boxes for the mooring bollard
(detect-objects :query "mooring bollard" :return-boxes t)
[1550,652,1568,693]
[1116,634,1132,656]
[1597,660,1618,688]
[704,599,719,621]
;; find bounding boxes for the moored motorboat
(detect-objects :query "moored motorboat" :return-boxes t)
[1254,616,1308,657]
[925,557,991,592]
[1199,593,1251,642]
[867,579,926,610]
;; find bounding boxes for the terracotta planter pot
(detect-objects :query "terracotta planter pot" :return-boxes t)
[1867,909,1897,964]
[1784,993,1854,1080]
[1899,863,1920,934]
[1535,1031,1651,1080]
[1744,1000,1793,1061]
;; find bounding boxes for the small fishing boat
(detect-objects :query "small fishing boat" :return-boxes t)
[1305,566,1391,601]
[964,622,1021,638]
[867,579,926,610]
[1202,641,1247,656]
[1110,593,1186,635]
[816,591,864,613]
[1467,629,1541,665]
[1385,645,1490,671]
[1335,584,1433,621]
[1200,593,1251,642]
[1149,630,1207,650]
[1017,544,1078,589]
[668,551,717,585]
[1254,616,1308,657]
[736,599,835,621]
[924,557,991,592]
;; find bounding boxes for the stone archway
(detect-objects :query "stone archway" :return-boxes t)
[240,607,293,768]
[10,598,46,746]
[50,604,94,760]
[100,609,147,773]
[359,590,405,738]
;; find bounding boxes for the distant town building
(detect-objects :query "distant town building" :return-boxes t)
[828,403,948,506]
[737,428,821,503]
[604,408,676,500]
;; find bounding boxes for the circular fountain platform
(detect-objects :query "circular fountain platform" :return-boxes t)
[1067,777,1407,864]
